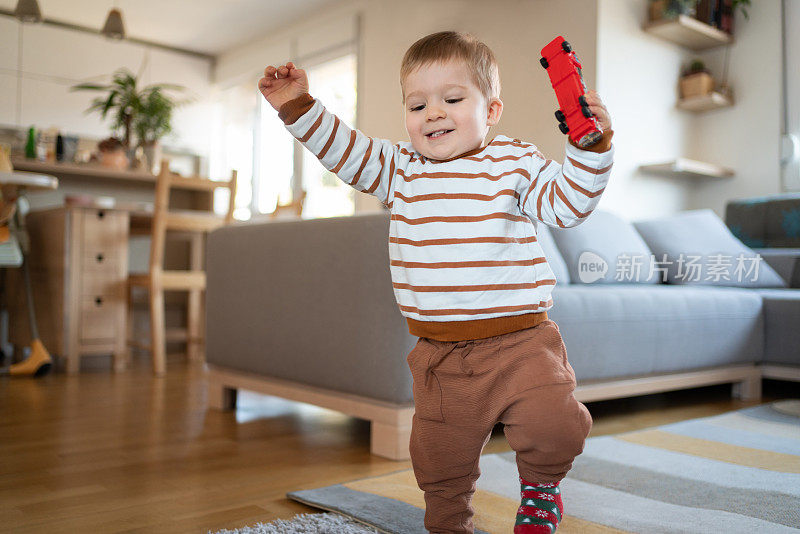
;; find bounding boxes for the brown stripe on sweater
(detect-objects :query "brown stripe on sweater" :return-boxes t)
[299,112,324,143]
[392,279,556,292]
[567,156,614,175]
[332,130,357,173]
[548,183,567,228]
[536,178,548,221]
[317,116,340,160]
[391,212,529,225]
[350,138,374,186]
[462,151,541,163]
[394,189,519,203]
[390,257,547,268]
[554,181,591,219]
[563,172,604,198]
[366,150,385,194]
[384,153,396,206]
[390,235,538,246]
[397,168,530,182]
[399,300,553,316]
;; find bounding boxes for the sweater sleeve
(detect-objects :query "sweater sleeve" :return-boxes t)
[278,93,399,208]
[518,130,614,228]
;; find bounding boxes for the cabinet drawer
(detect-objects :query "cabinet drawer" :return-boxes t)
[81,270,125,298]
[80,295,120,342]
[82,248,123,272]
[80,209,127,249]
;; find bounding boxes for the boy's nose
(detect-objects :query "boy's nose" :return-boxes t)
[426,106,446,120]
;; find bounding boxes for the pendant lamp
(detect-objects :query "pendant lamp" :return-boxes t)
[102,8,126,40]
[14,0,43,23]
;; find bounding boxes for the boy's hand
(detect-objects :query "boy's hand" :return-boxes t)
[585,90,612,131]
[258,62,309,111]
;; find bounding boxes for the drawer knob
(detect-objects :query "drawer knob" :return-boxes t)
[97,210,105,219]
[94,297,103,306]
[96,253,104,263]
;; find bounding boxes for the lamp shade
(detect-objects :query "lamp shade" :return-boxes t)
[101,8,126,40]
[14,0,43,22]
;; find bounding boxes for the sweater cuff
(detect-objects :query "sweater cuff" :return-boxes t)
[569,129,614,153]
[278,93,315,125]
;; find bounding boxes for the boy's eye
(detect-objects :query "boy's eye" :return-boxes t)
[409,98,462,112]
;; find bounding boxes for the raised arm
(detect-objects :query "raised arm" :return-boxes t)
[278,94,398,208]
[259,63,398,208]
[519,130,614,228]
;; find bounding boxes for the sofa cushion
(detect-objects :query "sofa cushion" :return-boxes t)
[535,224,570,284]
[550,210,660,284]
[751,289,800,366]
[633,209,787,288]
[547,285,763,381]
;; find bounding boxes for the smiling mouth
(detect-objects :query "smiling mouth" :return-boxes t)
[426,129,453,139]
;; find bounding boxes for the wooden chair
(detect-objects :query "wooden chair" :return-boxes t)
[129,159,237,376]
[269,190,306,220]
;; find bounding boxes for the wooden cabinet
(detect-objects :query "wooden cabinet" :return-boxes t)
[9,206,129,373]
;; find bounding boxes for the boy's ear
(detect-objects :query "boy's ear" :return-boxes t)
[487,97,503,126]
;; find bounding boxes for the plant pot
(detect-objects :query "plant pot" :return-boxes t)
[142,142,162,174]
[649,0,668,21]
[100,148,129,171]
[680,72,714,99]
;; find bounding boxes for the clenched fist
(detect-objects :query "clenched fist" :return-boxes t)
[258,62,309,111]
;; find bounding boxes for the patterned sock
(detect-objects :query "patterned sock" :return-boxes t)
[514,476,563,533]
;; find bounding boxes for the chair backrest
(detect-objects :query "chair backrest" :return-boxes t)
[270,190,306,220]
[149,158,237,273]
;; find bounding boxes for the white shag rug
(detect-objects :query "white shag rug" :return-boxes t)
[211,512,380,534]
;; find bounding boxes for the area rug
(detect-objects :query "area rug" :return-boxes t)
[212,512,378,533]
[286,400,800,533]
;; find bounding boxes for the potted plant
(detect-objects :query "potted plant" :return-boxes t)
[133,87,186,173]
[679,59,714,99]
[649,0,697,21]
[72,68,186,170]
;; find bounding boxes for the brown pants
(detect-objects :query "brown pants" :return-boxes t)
[407,319,592,534]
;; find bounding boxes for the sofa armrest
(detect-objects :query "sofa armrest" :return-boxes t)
[752,248,800,288]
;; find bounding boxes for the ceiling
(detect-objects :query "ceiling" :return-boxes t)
[0,0,342,56]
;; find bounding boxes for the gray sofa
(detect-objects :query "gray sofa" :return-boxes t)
[205,209,800,460]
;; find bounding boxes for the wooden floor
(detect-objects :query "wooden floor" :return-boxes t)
[1,353,796,534]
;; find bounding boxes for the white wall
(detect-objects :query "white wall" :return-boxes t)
[0,16,213,155]
[596,0,693,221]
[689,0,784,213]
[596,0,785,222]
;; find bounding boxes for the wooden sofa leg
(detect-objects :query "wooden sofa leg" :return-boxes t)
[208,379,237,410]
[370,419,412,461]
[732,369,762,401]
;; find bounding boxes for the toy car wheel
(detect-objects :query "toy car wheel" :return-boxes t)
[582,106,593,118]
[579,95,588,107]
[540,57,549,69]
[559,123,569,134]
[561,41,572,53]
[555,110,566,123]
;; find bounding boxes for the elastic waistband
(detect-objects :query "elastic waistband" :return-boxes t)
[407,311,549,342]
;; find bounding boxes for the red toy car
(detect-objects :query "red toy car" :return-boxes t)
[539,36,603,148]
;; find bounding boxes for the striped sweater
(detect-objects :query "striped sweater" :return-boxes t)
[279,93,614,341]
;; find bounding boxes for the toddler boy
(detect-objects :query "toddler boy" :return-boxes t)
[259,31,613,534]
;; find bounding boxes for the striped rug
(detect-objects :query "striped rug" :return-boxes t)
[288,400,800,533]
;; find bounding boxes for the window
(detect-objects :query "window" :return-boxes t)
[253,51,357,219]
[300,53,357,218]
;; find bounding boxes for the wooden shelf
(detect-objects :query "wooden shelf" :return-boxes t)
[639,158,734,179]
[10,157,156,184]
[644,15,733,50]
[677,91,734,112]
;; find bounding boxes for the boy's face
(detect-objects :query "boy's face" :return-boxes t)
[403,59,502,161]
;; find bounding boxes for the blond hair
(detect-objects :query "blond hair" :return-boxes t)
[400,31,500,103]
